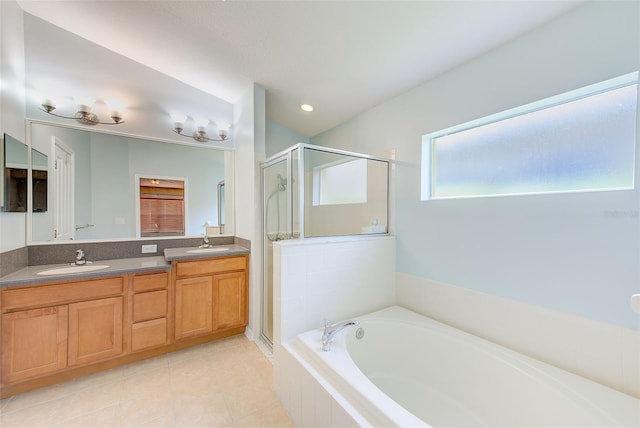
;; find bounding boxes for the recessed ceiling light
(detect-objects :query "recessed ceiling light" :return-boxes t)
[300,104,314,112]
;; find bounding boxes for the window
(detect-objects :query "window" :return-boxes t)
[312,157,368,205]
[421,72,638,200]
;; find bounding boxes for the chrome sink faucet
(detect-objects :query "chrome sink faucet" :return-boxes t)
[74,249,87,265]
[199,234,212,248]
[322,319,359,352]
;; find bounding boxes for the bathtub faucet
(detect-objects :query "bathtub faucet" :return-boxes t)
[322,319,359,352]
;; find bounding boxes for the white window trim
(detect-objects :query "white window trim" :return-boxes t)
[421,71,639,200]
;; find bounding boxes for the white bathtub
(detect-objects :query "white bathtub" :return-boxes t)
[290,306,639,427]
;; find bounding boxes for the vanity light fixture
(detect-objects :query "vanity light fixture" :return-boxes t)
[170,114,229,142]
[40,98,125,125]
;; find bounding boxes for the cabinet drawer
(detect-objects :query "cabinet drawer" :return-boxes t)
[131,318,167,351]
[133,290,168,322]
[1,277,123,311]
[132,272,168,292]
[176,256,246,277]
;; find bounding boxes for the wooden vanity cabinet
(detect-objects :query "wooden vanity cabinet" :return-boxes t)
[1,254,248,398]
[173,255,248,340]
[1,276,124,384]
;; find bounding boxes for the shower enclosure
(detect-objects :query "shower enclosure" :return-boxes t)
[261,144,389,346]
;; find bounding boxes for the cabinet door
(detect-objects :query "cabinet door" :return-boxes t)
[68,297,123,366]
[1,306,68,383]
[213,272,247,331]
[175,276,213,339]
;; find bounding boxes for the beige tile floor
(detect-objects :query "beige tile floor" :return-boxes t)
[0,335,295,428]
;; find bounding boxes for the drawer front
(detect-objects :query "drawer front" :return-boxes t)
[176,256,246,277]
[132,272,168,292]
[131,318,168,351]
[2,277,124,311]
[133,290,168,322]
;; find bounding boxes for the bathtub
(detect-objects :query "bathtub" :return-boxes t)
[288,306,639,427]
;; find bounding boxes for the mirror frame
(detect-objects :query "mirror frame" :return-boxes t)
[25,119,235,245]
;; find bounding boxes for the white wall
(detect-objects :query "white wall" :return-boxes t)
[0,0,27,252]
[234,83,266,338]
[312,1,640,331]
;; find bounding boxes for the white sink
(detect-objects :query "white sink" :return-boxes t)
[186,247,230,254]
[37,264,110,275]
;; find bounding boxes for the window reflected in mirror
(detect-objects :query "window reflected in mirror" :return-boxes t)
[3,133,29,212]
[139,177,186,237]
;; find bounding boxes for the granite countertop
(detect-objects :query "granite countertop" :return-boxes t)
[163,244,250,261]
[1,244,251,288]
[0,256,171,288]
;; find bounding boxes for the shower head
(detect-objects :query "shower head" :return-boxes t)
[276,174,287,191]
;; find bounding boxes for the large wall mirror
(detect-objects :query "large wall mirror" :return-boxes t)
[28,121,233,243]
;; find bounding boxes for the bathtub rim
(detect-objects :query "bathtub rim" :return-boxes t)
[290,305,640,428]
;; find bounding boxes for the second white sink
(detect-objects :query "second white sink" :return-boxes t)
[37,264,110,275]
[186,247,230,254]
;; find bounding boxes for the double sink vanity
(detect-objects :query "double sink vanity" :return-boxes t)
[0,244,249,398]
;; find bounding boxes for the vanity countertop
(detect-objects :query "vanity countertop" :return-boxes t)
[1,245,251,288]
[0,256,171,288]
[163,244,250,261]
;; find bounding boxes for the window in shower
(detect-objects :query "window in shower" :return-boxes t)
[304,147,388,237]
[312,158,368,206]
[421,72,638,200]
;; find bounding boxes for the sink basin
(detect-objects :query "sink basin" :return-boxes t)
[186,247,230,254]
[37,264,110,275]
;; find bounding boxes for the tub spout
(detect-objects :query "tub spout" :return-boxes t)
[322,319,359,352]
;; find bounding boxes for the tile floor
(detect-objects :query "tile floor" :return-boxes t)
[0,335,295,428]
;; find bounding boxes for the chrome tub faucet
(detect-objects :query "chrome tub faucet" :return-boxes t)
[322,319,359,352]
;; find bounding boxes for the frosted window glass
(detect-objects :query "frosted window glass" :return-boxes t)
[425,80,637,199]
[313,158,367,205]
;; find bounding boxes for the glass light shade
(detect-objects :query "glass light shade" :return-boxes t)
[74,96,95,113]
[195,118,210,127]
[170,113,187,127]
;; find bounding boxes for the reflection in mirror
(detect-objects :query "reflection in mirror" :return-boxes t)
[217,180,225,230]
[3,134,29,212]
[138,177,186,237]
[29,122,229,243]
[32,148,48,212]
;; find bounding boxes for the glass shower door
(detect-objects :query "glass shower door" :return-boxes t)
[262,156,290,345]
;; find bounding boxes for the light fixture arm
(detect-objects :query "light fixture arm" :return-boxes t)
[172,128,228,142]
[40,105,124,125]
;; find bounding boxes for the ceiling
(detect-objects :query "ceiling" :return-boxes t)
[18,0,584,138]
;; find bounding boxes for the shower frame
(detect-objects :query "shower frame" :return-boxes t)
[260,143,390,347]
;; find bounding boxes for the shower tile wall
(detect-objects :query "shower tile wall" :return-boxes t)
[396,273,640,399]
[272,235,396,345]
